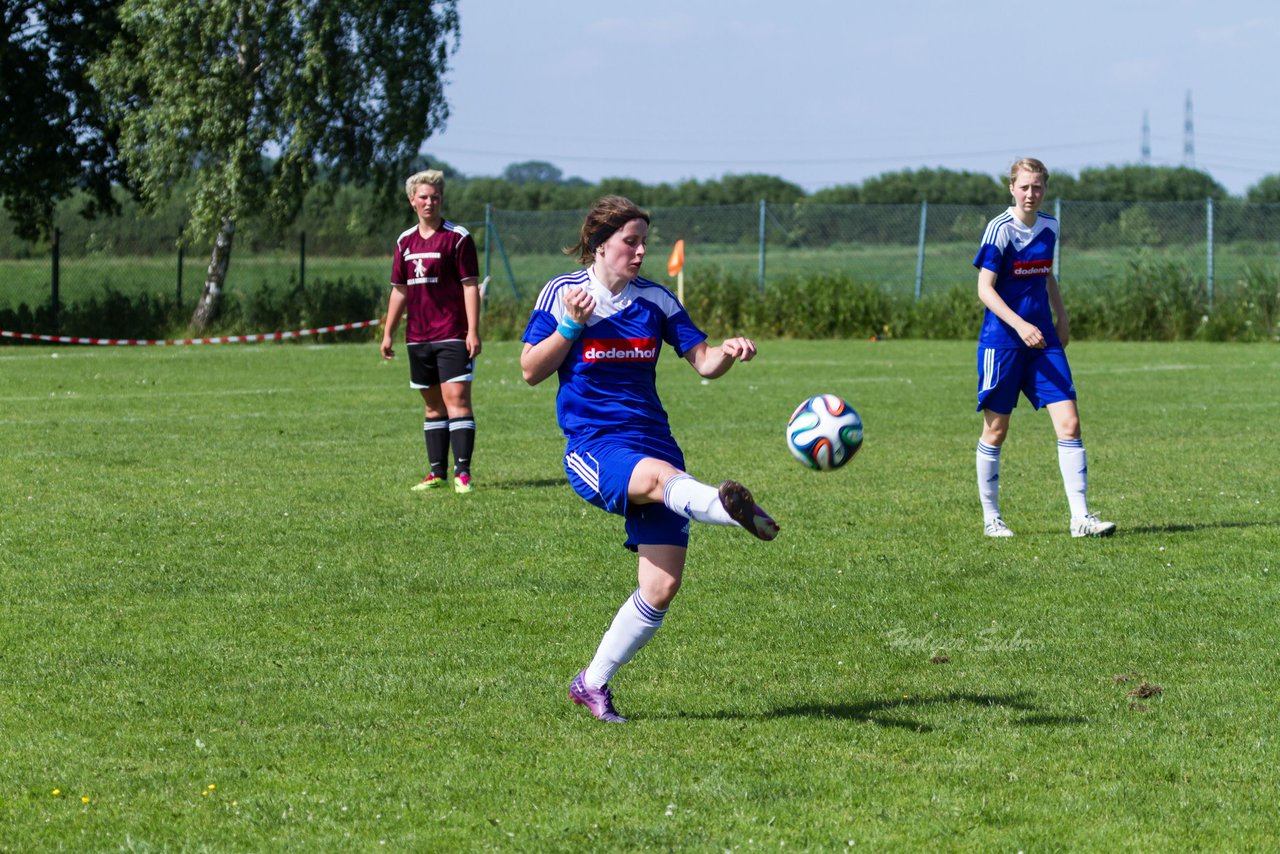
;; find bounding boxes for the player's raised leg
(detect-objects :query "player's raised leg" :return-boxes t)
[629,459,778,541]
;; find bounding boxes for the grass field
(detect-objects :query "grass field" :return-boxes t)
[1,339,1277,849]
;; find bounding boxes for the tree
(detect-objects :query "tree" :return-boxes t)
[1,1,126,240]
[501,160,563,185]
[807,184,861,205]
[1245,175,1280,203]
[1067,165,1226,202]
[857,167,1004,205]
[715,174,806,205]
[93,0,460,329]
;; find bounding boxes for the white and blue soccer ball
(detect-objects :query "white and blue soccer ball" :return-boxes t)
[786,394,863,471]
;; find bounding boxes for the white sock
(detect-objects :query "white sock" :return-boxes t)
[976,441,1002,521]
[663,473,734,526]
[584,590,668,688]
[1058,438,1090,519]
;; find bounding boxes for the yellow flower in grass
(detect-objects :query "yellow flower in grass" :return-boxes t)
[51,789,61,797]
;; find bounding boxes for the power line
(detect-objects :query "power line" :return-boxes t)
[423,138,1133,169]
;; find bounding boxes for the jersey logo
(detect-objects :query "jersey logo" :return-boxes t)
[1013,260,1052,276]
[582,337,659,362]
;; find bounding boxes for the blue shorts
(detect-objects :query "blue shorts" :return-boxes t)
[564,433,690,552]
[976,346,1076,413]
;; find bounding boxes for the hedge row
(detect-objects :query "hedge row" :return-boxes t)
[3,259,1277,344]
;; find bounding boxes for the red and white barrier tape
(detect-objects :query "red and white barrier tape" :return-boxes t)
[0,319,382,346]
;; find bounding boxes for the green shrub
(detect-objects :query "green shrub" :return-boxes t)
[0,287,185,341]
[901,283,983,340]
[1197,263,1280,342]
[4,267,1278,344]
[197,275,385,342]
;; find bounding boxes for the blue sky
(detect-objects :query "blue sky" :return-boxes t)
[423,1,1279,196]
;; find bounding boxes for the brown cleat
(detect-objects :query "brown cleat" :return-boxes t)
[718,480,779,541]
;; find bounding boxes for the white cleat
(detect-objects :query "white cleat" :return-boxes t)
[984,517,1014,538]
[1071,514,1116,538]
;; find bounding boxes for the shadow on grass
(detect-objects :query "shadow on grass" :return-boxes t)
[1125,520,1271,535]
[486,477,567,489]
[663,692,1089,732]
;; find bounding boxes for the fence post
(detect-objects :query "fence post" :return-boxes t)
[486,211,520,300]
[299,230,306,291]
[1205,197,1215,311]
[1053,198,1062,279]
[914,200,928,300]
[757,199,767,294]
[484,204,492,282]
[176,228,184,310]
[51,228,61,335]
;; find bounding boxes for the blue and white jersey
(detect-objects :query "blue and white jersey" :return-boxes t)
[973,208,1060,349]
[522,267,707,443]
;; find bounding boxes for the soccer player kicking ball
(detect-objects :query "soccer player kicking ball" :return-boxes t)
[521,196,779,723]
[973,158,1115,539]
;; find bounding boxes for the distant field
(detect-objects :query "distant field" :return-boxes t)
[4,239,1264,313]
[1,339,1277,849]
[0,255,389,312]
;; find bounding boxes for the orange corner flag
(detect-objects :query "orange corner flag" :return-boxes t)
[667,239,685,277]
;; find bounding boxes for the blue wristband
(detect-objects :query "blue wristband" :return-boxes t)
[557,316,585,341]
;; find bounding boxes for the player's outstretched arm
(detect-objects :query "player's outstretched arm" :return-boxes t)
[685,336,757,379]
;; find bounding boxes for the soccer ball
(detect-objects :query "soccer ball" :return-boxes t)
[786,394,863,470]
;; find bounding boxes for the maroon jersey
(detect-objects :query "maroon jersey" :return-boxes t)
[390,221,480,343]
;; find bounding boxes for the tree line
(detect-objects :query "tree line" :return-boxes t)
[5,159,1269,261]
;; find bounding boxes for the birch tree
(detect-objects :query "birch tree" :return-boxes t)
[93,0,459,329]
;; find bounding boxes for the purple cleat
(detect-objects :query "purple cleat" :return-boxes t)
[718,480,780,541]
[569,670,627,723]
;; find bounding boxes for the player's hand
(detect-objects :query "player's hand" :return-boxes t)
[1016,321,1046,349]
[563,286,596,324]
[720,337,757,362]
[1056,318,1070,348]
[380,337,395,360]
[467,332,482,358]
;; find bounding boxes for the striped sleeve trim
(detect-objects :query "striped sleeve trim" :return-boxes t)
[534,269,591,314]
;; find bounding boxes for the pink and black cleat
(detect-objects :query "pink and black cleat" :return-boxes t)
[569,670,627,723]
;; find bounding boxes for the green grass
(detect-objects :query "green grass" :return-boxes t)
[1,340,1277,849]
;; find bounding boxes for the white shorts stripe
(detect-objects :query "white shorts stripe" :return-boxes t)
[980,348,999,392]
[566,451,601,494]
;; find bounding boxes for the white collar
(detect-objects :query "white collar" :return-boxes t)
[584,267,632,319]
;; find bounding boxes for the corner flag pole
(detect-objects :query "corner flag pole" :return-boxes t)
[667,239,685,303]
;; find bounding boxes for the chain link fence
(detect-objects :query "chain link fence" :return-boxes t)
[4,200,1279,329]
[488,200,1280,306]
